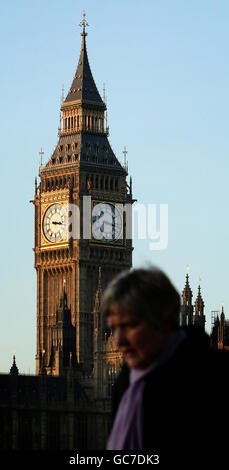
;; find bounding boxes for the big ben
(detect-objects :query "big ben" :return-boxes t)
[34,13,133,376]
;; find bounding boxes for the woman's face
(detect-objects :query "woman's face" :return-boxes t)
[107,308,172,369]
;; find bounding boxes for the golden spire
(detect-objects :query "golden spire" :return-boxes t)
[79,10,89,36]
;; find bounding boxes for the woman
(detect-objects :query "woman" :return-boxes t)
[101,267,228,464]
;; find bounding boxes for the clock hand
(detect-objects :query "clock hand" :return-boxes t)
[52,221,62,225]
[103,220,121,227]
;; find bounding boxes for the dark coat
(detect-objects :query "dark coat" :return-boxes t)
[111,326,229,465]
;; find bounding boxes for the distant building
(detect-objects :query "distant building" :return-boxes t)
[181,269,206,330]
[211,306,229,351]
[0,358,104,450]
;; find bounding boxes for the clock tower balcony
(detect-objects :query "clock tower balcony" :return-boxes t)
[58,125,109,137]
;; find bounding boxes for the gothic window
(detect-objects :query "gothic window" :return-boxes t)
[110,178,113,190]
[95,176,98,189]
[105,177,108,190]
[77,116,79,128]
[71,117,73,128]
[115,178,118,191]
[65,118,67,130]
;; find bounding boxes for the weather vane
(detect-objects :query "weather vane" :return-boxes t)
[39,147,44,167]
[79,11,89,36]
[123,146,128,170]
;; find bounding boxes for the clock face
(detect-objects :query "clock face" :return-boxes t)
[43,204,67,243]
[92,203,122,241]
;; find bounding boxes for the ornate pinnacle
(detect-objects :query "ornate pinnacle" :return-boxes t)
[185,264,190,282]
[79,11,89,37]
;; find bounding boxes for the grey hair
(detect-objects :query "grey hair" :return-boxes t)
[101,266,181,330]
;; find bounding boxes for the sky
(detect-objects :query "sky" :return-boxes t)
[0,0,229,373]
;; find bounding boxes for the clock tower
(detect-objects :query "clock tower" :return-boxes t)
[34,14,133,376]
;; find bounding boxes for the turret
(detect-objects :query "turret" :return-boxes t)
[9,355,19,376]
[181,266,193,326]
[193,282,206,329]
[47,285,77,375]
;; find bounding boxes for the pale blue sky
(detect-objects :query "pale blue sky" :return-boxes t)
[1,0,229,373]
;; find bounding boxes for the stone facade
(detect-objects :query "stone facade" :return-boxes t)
[34,16,133,379]
[0,370,111,450]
